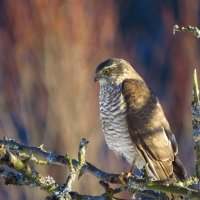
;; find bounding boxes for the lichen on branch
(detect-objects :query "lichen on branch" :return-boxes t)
[173,25,200,38]
[0,137,199,200]
[192,69,200,181]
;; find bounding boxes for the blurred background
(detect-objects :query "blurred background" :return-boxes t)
[0,0,199,199]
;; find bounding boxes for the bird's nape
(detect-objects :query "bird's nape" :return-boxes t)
[95,58,142,85]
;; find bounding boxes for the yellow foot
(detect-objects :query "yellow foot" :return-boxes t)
[143,163,151,180]
[119,172,132,185]
[119,159,136,185]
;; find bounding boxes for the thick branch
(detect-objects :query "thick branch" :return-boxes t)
[0,138,199,199]
[0,138,120,184]
[0,138,69,165]
[127,176,200,199]
[0,144,59,192]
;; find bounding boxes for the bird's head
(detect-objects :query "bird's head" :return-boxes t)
[94,58,141,86]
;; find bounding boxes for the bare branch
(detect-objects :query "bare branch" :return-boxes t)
[0,137,199,199]
[173,25,200,38]
[46,138,89,200]
[0,138,120,184]
[0,165,59,191]
[127,176,200,199]
[191,69,200,185]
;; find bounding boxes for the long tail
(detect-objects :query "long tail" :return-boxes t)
[167,156,187,199]
[173,156,187,181]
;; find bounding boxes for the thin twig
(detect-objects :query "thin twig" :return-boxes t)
[173,25,200,38]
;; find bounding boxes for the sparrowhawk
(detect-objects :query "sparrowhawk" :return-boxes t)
[95,58,186,181]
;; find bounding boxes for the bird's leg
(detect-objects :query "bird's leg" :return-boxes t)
[129,158,136,174]
[119,158,136,185]
[142,163,151,180]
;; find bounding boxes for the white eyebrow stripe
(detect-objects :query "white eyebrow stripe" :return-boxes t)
[105,64,117,69]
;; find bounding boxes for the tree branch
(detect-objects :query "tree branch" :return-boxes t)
[173,25,200,38]
[46,139,89,200]
[192,69,200,182]
[0,144,59,192]
[0,138,199,199]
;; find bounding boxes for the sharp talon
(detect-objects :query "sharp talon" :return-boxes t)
[119,159,136,185]
[119,172,132,185]
[119,172,127,185]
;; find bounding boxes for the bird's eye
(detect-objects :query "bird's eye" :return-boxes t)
[102,68,111,75]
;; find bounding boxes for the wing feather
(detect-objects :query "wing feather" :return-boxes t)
[122,79,176,180]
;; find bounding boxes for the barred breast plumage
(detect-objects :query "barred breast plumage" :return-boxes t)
[99,83,145,169]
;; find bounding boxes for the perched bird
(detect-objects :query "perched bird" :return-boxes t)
[94,58,186,181]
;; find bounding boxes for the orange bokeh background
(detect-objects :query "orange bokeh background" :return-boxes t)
[0,1,199,199]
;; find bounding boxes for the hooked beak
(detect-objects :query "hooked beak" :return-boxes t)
[94,72,101,82]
